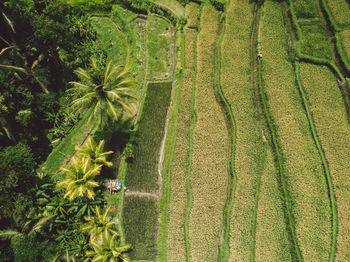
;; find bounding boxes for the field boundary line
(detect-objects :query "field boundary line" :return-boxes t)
[295,61,338,262]
[216,0,238,261]
[258,2,303,260]
[184,4,204,262]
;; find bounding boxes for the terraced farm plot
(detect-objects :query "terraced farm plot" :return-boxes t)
[219,0,268,260]
[125,82,172,192]
[254,146,293,262]
[184,29,197,69]
[261,1,332,261]
[327,0,350,27]
[90,17,127,66]
[122,195,158,260]
[294,0,317,19]
[154,0,185,17]
[147,15,173,81]
[300,63,350,262]
[185,2,201,29]
[166,69,194,262]
[300,21,333,60]
[188,4,231,261]
[129,18,147,86]
[340,30,350,60]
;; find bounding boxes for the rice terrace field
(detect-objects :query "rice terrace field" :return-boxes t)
[4,0,350,261]
[100,0,350,261]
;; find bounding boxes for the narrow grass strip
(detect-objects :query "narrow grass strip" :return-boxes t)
[295,61,338,262]
[299,63,350,262]
[216,0,238,260]
[156,26,183,262]
[250,141,268,262]
[184,4,204,262]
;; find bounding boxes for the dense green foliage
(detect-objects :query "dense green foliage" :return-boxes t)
[122,195,158,260]
[125,82,172,192]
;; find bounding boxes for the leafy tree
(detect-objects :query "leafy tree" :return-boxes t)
[81,206,118,241]
[86,231,131,262]
[57,157,102,201]
[67,59,137,129]
[75,137,113,167]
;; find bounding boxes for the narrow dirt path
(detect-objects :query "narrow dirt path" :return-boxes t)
[124,190,159,198]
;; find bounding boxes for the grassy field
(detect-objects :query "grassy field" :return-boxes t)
[261,1,332,261]
[255,145,293,262]
[188,3,231,261]
[219,0,268,260]
[340,30,350,60]
[147,15,173,81]
[327,0,350,26]
[43,112,93,175]
[299,63,350,262]
[294,0,317,19]
[90,17,127,66]
[122,195,158,260]
[300,21,333,60]
[125,82,172,192]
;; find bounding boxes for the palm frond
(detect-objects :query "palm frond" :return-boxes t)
[0,229,19,239]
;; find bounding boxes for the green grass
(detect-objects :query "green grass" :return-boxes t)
[261,1,332,261]
[125,82,172,192]
[156,32,184,262]
[122,195,158,260]
[294,0,317,19]
[299,63,350,262]
[90,17,128,66]
[327,0,350,27]
[300,21,333,60]
[42,112,94,176]
[147,15,173,81]
[188,3,231,261]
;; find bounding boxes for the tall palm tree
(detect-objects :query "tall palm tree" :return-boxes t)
[75,137,113,167]
[81,206,118,241]
[86,231,131,262]
[67,59,137,129]
[56,157,102,201]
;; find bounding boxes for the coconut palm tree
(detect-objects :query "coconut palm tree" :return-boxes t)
[86,231,131,262]
[81,206,118,241]
[56,157,102,201]
[75,137,113,167]
[67,59,137,129]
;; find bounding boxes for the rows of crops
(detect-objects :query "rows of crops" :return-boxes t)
[103,0,350,260]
